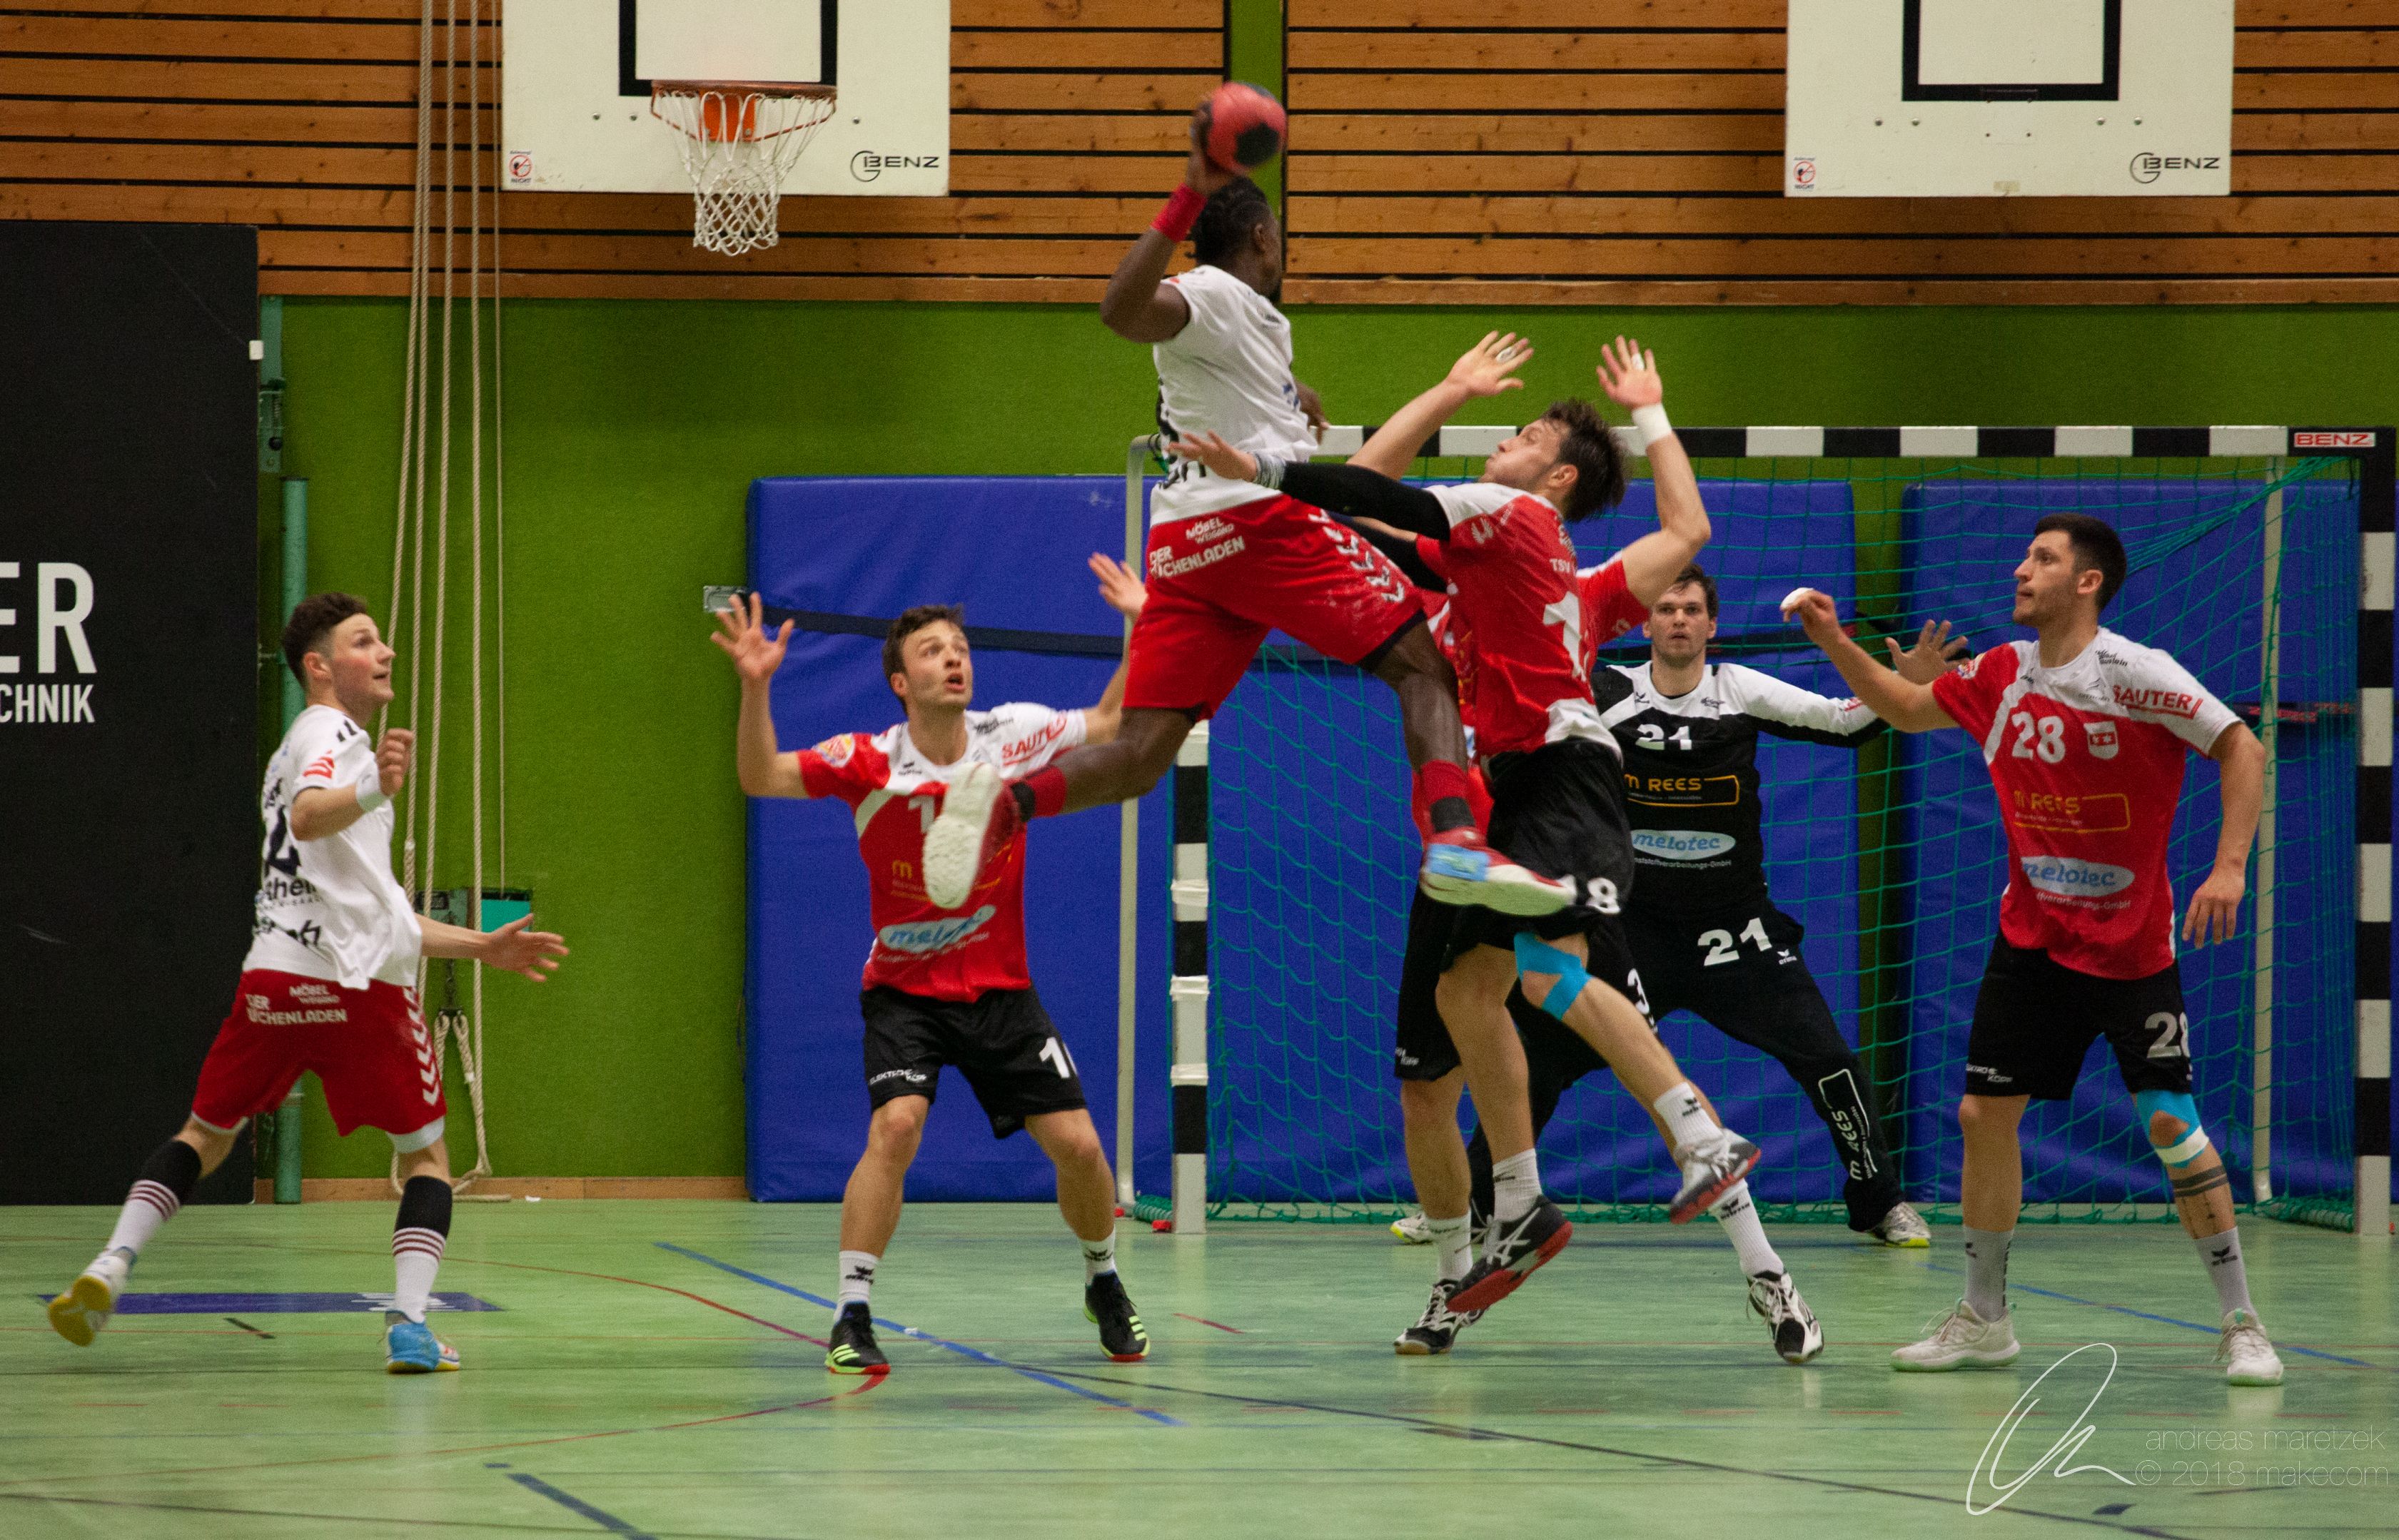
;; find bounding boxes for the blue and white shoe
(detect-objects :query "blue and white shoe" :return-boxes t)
[384,1312,461,1374]
[1419,829,1574,916]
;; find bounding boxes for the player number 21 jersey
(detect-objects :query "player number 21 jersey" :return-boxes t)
[1931,630,2239,980]
[243,704,423,991]
[797,704,1087,1001]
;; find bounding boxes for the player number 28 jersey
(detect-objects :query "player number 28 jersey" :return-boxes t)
[1931,630,2239,980]
[798,704,1087,1001]
[1420,483,1650,761]
[243,704,423,990]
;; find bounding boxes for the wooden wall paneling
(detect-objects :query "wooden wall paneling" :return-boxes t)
[1283,0,2399,303]
[0,0,1223,298]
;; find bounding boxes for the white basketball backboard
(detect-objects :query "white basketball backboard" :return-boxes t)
[1785,0,2233,197]
[503,0,949,197]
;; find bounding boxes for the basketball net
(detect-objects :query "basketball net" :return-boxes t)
[652,82,837,256]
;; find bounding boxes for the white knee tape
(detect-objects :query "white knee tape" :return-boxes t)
[2154,1127,2211,1167]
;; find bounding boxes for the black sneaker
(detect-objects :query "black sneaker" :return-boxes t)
[1394,1280,1483,1357]
[1084,1271,1149,1362]
[824,1302,889,1375]
[1445,1197,1571,1314]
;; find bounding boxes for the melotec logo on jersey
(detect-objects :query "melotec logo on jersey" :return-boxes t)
[2019,856,2135,898]
[879,906,997,956]
[1630,829,1737,862]
[0,560,98,725]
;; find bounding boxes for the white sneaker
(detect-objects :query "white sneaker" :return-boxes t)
[1869,1201,1931,1248]
[921,760,1011,910]
[2218,1309,2284,1387]
[1668,1129,1762,1224]
[47,1249,132,1347]
[1747,1271,1824,1364]
[1390,1212,1432,1245]
[1892,1300,2021,1372]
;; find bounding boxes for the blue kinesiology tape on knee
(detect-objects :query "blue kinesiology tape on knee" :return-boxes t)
[2133,1088,2209,1166]
[1512,933,1590,1020]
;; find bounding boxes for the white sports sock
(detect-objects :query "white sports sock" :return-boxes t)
[1491,1149,1542,1225]
[391,1227,446,1324]
[1708,1182,1784,1279]
[1423,1213,1473,1282]
[2195,1227,2255,1317]
[1081,1227,1118,1281]
[1652,1082,1722,1151]
[102,1180,181,1262]
[1961,1226,2013,1320]
[837,1250,878,1309]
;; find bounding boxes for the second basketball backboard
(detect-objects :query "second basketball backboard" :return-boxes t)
[504,0,949,198]
[1786,0,2232,197]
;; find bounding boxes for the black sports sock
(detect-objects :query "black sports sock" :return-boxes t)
[395,1174,454,1237]
[141,1139,204,1202]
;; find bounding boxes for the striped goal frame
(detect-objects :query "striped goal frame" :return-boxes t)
[1126,425,2393,1241]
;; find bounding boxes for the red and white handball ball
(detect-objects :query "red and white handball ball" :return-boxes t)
[1200,81,1287,173]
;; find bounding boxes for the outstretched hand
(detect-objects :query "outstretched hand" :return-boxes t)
[1595,335,1663,410]
[1183,101,1243,198]
[1887,619,1970,684]
[1090,552,1147,619]
[1445,331,1533,399]
[709,592,792,686]
[483,913,569,982]
[1166,430,1261,483]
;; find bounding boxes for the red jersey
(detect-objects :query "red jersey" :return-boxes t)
[1418,485,1650,760]
[797,704,1087,1001]
[1931,630,2239,980]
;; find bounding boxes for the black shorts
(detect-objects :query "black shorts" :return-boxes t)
[1395,896,1647,1084]
[1443,739,1640,966]
[859,985,1088,1140]
[1627,904,1818,1030]
[1964,938,2193,1101]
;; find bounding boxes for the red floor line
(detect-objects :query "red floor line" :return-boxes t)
[1173,1312,1246,1334]
[0,1377,882,1491]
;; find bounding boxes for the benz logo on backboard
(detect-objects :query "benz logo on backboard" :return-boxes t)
[2292,431,2378,450]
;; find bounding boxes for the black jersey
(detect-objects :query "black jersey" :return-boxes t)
[1594,661,1886,915]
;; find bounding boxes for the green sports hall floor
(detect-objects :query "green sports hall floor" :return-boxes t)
[4,1201,2393,1539]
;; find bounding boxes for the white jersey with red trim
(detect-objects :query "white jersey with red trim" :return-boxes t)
[243,704,423,990]
[797,704,1087,1001]
[1149,264,1321,527]
[1931,629,2241,980]
[1418,484,1650,760]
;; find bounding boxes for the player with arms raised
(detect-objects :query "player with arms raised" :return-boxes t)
[47,594,569,1374]
[919,99,1570,924]
[1172,335,1766,1330]
[1790,514,2283,1384]
[712,568,1150,1375]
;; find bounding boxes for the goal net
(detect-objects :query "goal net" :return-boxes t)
[1201,443,2365,1227]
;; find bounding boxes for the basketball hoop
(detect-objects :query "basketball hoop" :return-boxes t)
[650,81,837,257]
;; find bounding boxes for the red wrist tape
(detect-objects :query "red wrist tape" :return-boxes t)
[1151,183,1205,242]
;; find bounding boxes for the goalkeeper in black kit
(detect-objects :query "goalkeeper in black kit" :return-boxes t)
[1459,566,1965,1245]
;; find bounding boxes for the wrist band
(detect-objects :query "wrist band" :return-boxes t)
[1251,455,1287,490]
[354,758,390,814]
[1151,183,1205,242]
[1631,404,1673,450]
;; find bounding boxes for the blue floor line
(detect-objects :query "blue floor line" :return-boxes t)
[1918,1260,2374,1366]
[654,1242,1183,1426]
[505,1473,658,1538]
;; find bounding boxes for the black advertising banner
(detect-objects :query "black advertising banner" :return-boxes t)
[1,223,259,1203]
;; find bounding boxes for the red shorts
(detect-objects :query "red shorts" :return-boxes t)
[191,970,446,1143]
[1125,495,1422,718]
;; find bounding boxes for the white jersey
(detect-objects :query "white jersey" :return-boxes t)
[1149,263,1320,527]
[243,704,422,990]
